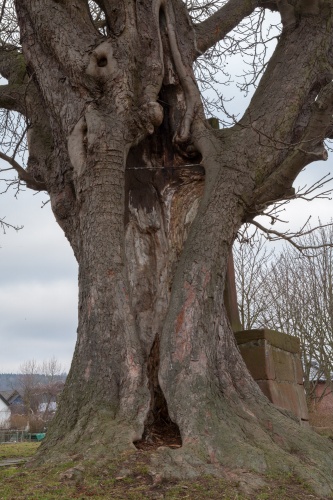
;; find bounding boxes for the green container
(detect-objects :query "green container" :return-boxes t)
[30,433,46,441]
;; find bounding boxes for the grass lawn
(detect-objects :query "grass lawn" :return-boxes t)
[0,442,328,499]
[0,442,40,460]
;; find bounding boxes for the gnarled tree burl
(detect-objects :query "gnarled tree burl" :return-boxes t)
[2,0,333,493]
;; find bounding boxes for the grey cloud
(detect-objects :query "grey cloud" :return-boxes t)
[1,185,78,373]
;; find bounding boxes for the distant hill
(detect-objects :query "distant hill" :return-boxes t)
[0,373,67,392]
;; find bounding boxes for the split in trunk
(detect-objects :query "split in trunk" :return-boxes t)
[2,0,333,495]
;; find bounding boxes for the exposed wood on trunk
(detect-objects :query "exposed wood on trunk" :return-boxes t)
[3,0,333,494]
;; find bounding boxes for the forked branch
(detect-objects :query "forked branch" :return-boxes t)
[0,151,46,191]
[194,0,259,55]
[250,218,333,254]
[0,215,23,233]
[245,172,333,253]
[252,81,333,207]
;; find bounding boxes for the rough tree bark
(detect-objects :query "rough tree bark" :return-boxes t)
[2,0,333,493]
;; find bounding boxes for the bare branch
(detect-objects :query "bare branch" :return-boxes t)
[194,8,281,124]
[293,174,333,202]
[251,173,333,228]
[250,218,333,254]
[252,81,333,208]
[0,0,8,24]
[193,0,259,55]
[0,215,22,233]
[0,151,46,191]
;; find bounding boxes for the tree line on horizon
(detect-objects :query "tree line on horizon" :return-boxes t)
[0,358,66,432]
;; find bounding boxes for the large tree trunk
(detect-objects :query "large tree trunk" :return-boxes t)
[7,0,333,494]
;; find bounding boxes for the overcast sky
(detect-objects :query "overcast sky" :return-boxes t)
[0,185,78,373]
[1,9,332,375]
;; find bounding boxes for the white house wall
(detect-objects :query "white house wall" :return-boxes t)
[0,399,10,429]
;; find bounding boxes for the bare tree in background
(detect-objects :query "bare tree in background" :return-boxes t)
[16,359,41,419]
[1,0,333,491]
[234,224,333,406]
[233,233,275,330]
[12,358,65,432]
[39,358,66,422]
[263,225,333,404]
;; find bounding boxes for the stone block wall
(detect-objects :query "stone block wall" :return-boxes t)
[234,329,309,425]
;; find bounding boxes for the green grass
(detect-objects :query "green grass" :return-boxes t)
[0,443,327,499]
[0,442,40,459]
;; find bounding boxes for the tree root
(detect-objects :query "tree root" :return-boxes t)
[148,406,333,498]
[31,391,333,498]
